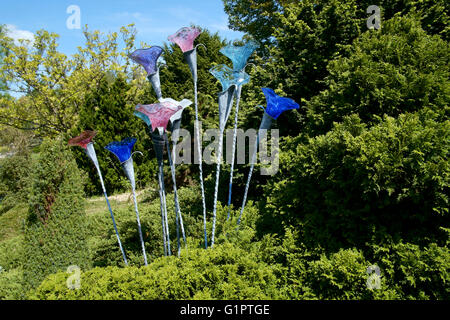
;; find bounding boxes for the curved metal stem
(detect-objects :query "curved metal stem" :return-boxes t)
[132,187,148,265]
[159,162,171,256]
[157,168,168,256]
[99,176,128,266]
[211,129,225,248]
[87,144,128,266]
[194,75,208,249]
[226,86,242,220]
[238,112,273,226]
[165,133,186,257]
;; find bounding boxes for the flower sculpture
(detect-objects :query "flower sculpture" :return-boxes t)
[209,64,251,247]
[219,40,258,222]
[105,138,148,266]
[238,88,299,225]
[129,46,164,100]
[68,130,128,266]
[135,100,188,256]
[164,98,192,255]
[168,26,208,249]
[220,39,259,71]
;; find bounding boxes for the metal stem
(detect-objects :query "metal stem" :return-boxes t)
[97,167,128,266]
[210,129,225,248]
[194,73,208,249]
[226,86,242,220]
[159,162,171,256]
[157,167,168,256]
[238,112,272,225]
[165,133,186,257]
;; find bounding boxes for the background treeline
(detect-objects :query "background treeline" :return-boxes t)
[0,0,448,300]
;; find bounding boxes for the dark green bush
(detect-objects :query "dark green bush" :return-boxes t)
[263,113,449,250]
[369,238,450,299]
[31,241,281,300]
[0,268,23,300]
[87,184,259,268]
[0,153,31,214]
[306,16,450,135]
[23,137,92,291]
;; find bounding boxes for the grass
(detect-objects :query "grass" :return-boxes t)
[0,204,27,242]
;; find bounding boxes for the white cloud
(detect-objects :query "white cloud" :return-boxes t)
[5,24,34,46]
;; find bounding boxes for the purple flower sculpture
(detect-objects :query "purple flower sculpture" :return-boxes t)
[129,46,164,100]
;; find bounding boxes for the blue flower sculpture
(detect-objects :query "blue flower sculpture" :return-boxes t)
[129,47,163,75]
[105,138,137,163]
[209,64,250,91]
[262,87,300,119]
[220,40,258,71]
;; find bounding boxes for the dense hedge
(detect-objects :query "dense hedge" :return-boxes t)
[31,242,281,300]
[31,228,449,300]
[22,138,92,291]
[263,113,449,250]
[306,15,450,135]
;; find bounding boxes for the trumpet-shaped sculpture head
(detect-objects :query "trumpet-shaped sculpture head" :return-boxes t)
[129,47,163,75]
[135,101,182,134]
[134,110,152,127]
[168,26,201,53]
[68,130,97,149]
[261,88,300,120]
[220,39,258,71]
[159,98,193,124]
[210,64,250,91]
[105,138,137,163]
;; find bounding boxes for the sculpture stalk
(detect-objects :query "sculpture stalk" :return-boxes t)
[226,86,242,220]
[86,143,128,266]
[238,112,272,225]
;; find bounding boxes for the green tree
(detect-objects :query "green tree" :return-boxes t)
[0,25,138,136]
[262,113,449,251]
[74,74,156,195]
[223,0,449,45]
[0,25,8,96]
[306,15,450,135]
[23,137,91,292]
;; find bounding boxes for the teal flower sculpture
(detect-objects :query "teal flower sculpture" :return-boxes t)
[218,41,259,224]
[209,64,250,93]
[220,39,258,71]
[209,64,251,247]
[239,88,299,225]
[105,138,148,266]
[69,130,128,266]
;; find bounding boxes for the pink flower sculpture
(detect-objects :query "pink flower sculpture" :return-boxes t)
[136,101,182,134]
[168,26,201,53]
[68,130,97,149]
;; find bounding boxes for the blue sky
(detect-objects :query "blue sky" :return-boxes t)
[1,0,244,55]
